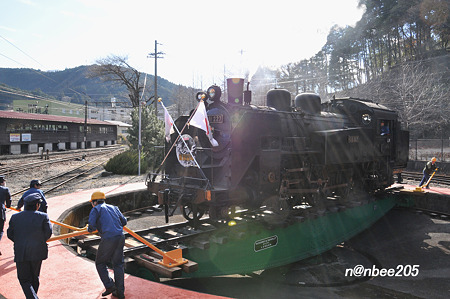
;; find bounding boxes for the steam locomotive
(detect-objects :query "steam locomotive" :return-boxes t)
[146,78,409,222]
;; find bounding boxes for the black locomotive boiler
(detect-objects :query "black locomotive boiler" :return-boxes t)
[146,78,409,222]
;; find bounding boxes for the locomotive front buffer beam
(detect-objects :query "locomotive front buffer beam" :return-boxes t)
[148,183,212,206]
[147,180,213,223]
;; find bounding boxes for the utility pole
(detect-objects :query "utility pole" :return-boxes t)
[148,40,165,115]
[84,100,87,148]
[138,100,142,175]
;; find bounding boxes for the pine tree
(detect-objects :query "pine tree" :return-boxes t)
[127,105,164,170]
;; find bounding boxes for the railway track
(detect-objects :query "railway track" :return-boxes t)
[75,211,213,279]
[9,147,126,198]
[0,145,124,176]
[0,145,123,162]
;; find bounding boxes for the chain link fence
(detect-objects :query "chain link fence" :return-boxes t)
[410,139,450,162]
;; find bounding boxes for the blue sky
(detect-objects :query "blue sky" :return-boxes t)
[0,0,364,88]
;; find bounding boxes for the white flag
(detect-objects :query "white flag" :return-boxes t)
[160,99,174,142]
[190,100,219,147]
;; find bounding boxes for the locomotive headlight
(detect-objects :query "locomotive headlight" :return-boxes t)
[196,91,207,102]
[362,113,372,125]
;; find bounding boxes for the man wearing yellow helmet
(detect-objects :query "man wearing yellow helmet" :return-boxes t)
[419,157,438,189]
[88,191,127,299]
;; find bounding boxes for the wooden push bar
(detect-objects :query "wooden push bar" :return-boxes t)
[123,226,188,268]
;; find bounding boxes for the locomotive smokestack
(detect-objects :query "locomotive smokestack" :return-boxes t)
[243,81,252,105]
[227,78,244,105]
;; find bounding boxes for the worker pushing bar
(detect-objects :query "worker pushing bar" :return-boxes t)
[7,193,192,270]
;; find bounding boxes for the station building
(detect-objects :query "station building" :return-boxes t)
[0,110,117,155]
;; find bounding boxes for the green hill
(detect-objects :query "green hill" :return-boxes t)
[0,65,177,109]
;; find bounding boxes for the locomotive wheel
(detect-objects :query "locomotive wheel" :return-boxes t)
[336,185,351,202]
[310,191,327,213]
[262,195,291,224]
[182,204,205,222]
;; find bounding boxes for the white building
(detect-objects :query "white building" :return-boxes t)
[88,98,133,124]
[104,120,132,143]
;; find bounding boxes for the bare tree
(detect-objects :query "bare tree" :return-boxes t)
[170,84,197,118]
[88,55,152,108]
[347,61,449,137]
[387,62,448,132]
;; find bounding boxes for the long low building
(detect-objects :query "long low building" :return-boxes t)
[0,110,117,155]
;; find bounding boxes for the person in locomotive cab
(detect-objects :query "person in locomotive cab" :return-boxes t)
[380,121,390,135]
[419,157,438,189]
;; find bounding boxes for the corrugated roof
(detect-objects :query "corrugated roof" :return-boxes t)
[104,120,132,127]
[0,110,114,125]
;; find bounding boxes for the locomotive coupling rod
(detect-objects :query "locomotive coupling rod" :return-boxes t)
[123,226,188,268]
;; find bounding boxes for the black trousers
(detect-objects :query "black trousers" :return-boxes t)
[0,219,4,240]
[16,260,42,299]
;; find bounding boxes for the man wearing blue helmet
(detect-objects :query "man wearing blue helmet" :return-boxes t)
[16,179,48,213]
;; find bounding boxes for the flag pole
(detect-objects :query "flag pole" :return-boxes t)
[152,99,211,189]
[152,100,200,181]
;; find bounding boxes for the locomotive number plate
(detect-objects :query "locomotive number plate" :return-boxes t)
[178,153,194,162]
[348,135,359,143]
[208,114,223,124]
[254,235,278,252]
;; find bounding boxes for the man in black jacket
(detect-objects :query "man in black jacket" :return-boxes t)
[7,193,52,299]
[0,175,11,255]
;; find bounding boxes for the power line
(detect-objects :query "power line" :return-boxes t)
[0,52,28,68]
[0,36,93,101]
[0,34,47,69]
[0,88,55,102]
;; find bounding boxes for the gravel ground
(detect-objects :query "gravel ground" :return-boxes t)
[1,154,188,227]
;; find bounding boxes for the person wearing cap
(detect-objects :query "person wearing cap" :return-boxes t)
[7,193,52,299]
[0,175,11,255]
[88,191,127,299]
[17,179,48,213]
[419,157,438,189]
[380,121,390,136]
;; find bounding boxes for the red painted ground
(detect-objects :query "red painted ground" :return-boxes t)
[0,182,226,299]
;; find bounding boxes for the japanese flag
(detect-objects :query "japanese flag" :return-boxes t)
[160,100,174,142]
[190,101,219,147]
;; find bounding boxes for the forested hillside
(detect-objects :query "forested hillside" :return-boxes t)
[261,0,450,139]
[0,65,177,107]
